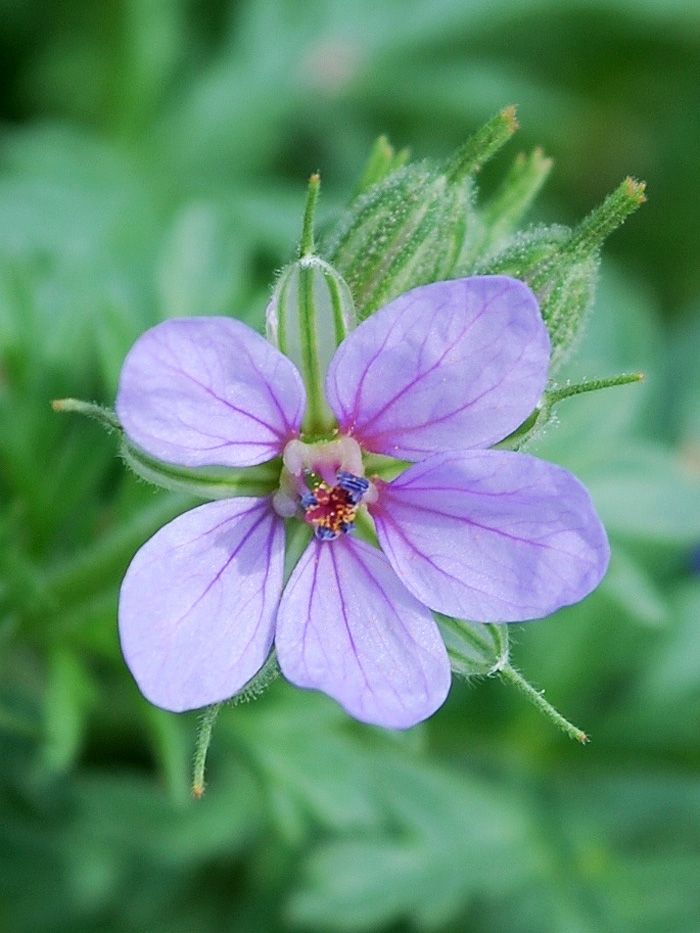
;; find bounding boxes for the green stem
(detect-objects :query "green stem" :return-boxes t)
[500,663,588,744]
[498,372,645,451]
[192,703,221,798]
[190,651,281,797]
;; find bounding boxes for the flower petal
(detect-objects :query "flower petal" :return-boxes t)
[116,317,306,467]
[325,276,549,460]
[119,498,284,711]
[372,451,610,622]
[275,536,450,728]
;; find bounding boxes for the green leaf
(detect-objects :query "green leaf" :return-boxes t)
[42,649,96,774]
[584,442,700,545]
[156,202,247,321]
[642,582,700,702]
[603,547,669,627]
[287,745,536,930]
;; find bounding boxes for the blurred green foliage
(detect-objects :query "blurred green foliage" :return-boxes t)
[1,1,700,931]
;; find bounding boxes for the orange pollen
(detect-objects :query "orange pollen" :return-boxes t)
[303,484,359,540]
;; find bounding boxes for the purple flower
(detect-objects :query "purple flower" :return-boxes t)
[116,276,609,728]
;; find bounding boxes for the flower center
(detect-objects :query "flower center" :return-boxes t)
[301,472,370,541]
[273,436,376,539]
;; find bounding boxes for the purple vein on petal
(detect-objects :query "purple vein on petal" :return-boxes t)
[275,536,450,729]
[119,497,285,711]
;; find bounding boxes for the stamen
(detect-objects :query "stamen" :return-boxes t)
[301,471,369,541]
[315,526,339,541]
[336,471,370,504]
[299,492,318,509]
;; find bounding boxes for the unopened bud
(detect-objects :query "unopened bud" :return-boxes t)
[266,175,356,434]
[324,108,519,318]
[477,178,646,370]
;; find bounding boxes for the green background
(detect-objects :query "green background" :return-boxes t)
[2,2,700,931]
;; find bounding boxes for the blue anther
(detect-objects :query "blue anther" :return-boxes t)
[336,471,369,504]
[314,526,339,541]
[300,492,318,509]
[339,521,355,534]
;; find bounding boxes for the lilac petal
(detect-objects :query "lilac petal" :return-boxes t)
[275,536,450,729]
[116,317,306,467]
[326,276,549,460]
[119,498,284,711]
[372,451,610,622]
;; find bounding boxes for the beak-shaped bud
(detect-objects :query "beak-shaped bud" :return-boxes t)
[477,177,646,371]
[266,174,356,435]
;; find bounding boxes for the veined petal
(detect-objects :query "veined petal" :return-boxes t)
[275,536,450,729]
[116,317,306,467]
[372,450,610,622]
[325,276,549,460]
[119,498,285,711]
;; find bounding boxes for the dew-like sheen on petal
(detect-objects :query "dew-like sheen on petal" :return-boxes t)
[119,498,285,711]
[275,536,451,729]
[371,450,610,622]
[325,276,549,461]
[116,317,306,468]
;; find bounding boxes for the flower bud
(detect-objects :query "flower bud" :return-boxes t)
[324,108,519,318]
[477,178,646,370]
[266,175,356,434]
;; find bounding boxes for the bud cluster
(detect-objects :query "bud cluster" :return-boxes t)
[319,108,644,378]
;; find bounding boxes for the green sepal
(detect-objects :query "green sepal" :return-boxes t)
[122,439,281,499]
[437,615,509,677]
[497,372,644,451]
[53,396,280,498]
[324,108,518,319]
[266,256,355,434]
